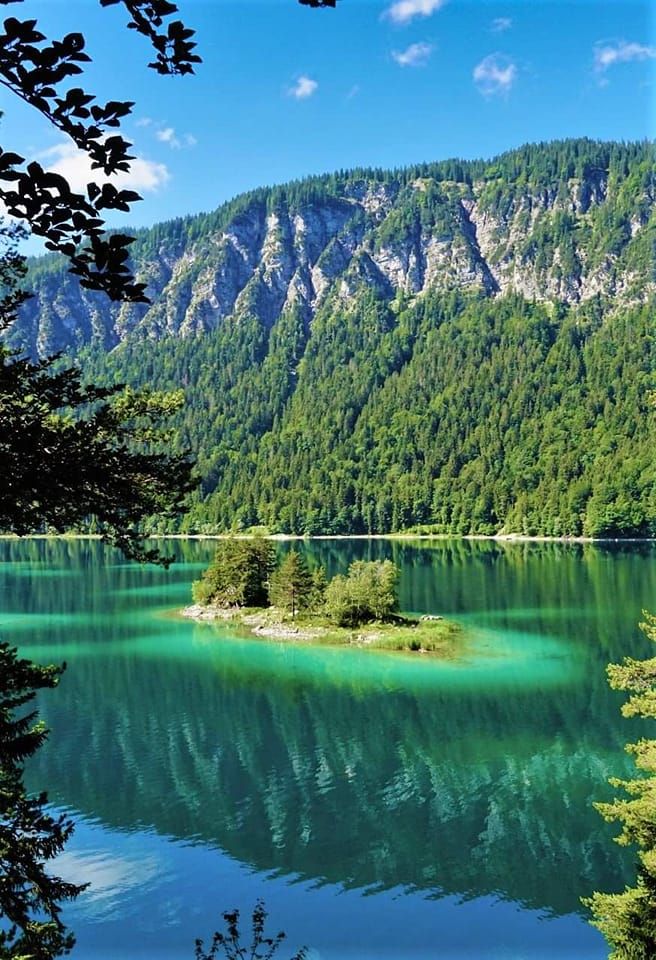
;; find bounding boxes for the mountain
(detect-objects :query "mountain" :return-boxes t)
[13,138,656,536]
[16,138,655,357]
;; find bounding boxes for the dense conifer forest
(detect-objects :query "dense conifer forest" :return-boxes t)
[15,138,656,537]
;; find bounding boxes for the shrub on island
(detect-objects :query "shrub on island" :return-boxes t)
[324,560,399,627]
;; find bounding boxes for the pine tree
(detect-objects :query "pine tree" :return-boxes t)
[583,611,656,957]
[0,223,193,566]
[0,642,86,959]
[269,550,312,619]
[309,565,328,612]
[193,538,276,607]
[245,538,278,607]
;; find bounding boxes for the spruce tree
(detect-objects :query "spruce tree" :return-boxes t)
[309,565,328,612]
[0,223,193,566]
[245,539,277,608]
[0,643,85,959]
[269,550,312,618]
[193,538,276,608]
[584,611,656,957]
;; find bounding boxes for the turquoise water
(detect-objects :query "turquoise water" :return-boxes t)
[3,537,655,959]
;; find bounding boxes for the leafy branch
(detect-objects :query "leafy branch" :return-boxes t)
[0,0,336,302]
[0,0,201,301]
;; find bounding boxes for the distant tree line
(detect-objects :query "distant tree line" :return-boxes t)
[25,137,647,541]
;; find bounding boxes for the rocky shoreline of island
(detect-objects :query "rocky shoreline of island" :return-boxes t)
[180,601,464,655]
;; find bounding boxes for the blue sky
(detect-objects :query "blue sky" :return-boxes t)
[4,0,655,243]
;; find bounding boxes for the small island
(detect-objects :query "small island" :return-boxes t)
[182,538,464,656]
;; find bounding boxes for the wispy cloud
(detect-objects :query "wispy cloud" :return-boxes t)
[392,41,434,67]
[383,0,446,26]
[491,17,512,33]
[288,75,318,99]
[346,84,361,99]
[54,848,163,914]
[594,40,656,74]
[38,142,170,194]
[473,53,517,96]
[155,126,197,149]
[135,117,153,128]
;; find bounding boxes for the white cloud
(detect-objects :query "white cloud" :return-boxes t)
[392,41,434,67]
[135,117,153,128]
[288,75,318,99]
[156,126,176,145]
[491,17,512,33]
[155,126,197,149]
[383,0,446,25]
[38,142,170,194]
[54,849,162,907]
[473,53,517,96]
[594,40,656,73]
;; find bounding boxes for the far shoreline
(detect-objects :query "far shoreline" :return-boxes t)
[1,532,654,545]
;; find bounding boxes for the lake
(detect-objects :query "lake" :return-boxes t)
[2,537,655,959]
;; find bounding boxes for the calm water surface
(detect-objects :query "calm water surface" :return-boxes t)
[2,537,656,960]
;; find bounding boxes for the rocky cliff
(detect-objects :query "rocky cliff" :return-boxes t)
[15,138,655,358]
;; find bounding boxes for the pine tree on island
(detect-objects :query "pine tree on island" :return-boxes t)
[193,545,401,629]
[192,538,276,607]
[269,550,313,619]
[309,565,328,612]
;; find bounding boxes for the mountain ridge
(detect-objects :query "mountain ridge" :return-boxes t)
[14,137,655,358]
[11,138,656,538]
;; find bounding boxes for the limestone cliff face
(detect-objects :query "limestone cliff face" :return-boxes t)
[16,140,656,358]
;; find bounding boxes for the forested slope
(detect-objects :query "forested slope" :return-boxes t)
[15,138,656,536]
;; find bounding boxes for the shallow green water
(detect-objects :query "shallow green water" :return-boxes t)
[3,537,656,959]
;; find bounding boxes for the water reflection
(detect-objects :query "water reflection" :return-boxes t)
[0,541,656,914]
[27,651,634,916]
[3,538,652,927]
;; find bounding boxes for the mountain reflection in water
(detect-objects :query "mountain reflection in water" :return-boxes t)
[3,537,655,957]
